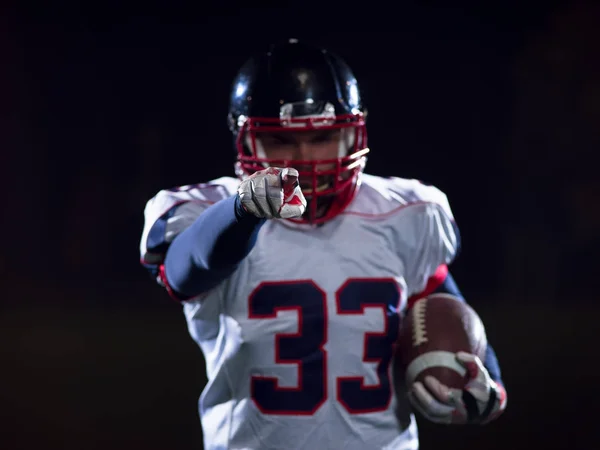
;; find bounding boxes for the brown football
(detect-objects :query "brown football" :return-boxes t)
[394,293,487,390]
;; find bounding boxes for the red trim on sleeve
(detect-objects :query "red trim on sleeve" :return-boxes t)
[407,264,448,309]
[159,264,193,303]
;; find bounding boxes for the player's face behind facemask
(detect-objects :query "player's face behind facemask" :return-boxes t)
[259,129,341,193]
[236,121,369,224]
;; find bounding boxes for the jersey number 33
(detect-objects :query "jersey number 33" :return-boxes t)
[248,278,401,416]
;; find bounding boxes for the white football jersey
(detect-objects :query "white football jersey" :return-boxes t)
[140,173,459,450]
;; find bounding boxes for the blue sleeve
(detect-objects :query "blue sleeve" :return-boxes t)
[163,194,266,298]
[434,273,504,386]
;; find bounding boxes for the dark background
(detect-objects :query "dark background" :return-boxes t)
[2,2,599,449]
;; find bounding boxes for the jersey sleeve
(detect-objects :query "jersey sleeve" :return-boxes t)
[139,178,238,287]
[388,178,461,301]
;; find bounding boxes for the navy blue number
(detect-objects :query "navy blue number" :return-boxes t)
[335,279,401,414]
[248,281,327,415]
[249,279,400,416]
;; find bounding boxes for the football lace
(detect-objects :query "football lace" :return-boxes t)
[412,298,428,347]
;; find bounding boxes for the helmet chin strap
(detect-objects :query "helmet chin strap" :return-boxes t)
[245,134,268,160]
[339,128,355,158]
[243,134,270,170]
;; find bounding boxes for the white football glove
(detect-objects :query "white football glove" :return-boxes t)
[237,167,307,219]
[409,352,507,425]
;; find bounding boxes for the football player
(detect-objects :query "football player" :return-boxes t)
[140,39,507,450]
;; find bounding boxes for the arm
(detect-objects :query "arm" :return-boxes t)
[407,267,508,424]
[423,269,504,386]
[162,194,265,299]
[140,167,306,301]
[393,181,507,424]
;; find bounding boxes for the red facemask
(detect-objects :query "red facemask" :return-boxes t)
[234,110,369,224]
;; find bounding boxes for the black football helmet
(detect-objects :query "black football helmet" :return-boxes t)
[227,39,369,224]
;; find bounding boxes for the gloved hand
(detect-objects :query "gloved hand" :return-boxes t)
[237,167,307,219]
[409,352,507,425]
